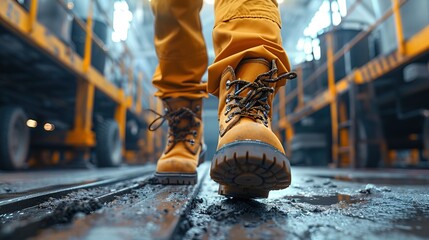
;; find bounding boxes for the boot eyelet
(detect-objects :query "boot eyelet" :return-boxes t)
[226,115,232,123]
[226,95,231,103]
[226,80,231,90]
[164,108,169,113]
[190,139,195,146]
[192,130,197,136]
[195,105,201,112]
[225,105,231,115]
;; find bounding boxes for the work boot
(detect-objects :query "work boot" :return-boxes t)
[210,58,297,198]
[149,97,206,185]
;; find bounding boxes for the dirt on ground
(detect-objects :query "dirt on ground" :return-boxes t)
[1,166,429,240]
[181,172,429,240]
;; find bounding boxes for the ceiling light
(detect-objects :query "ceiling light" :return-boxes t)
[44,123,55,131]
[26,119,37,128]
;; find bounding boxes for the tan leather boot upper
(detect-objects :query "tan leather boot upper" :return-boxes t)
[150,98,205,174]
[217,58,296,153]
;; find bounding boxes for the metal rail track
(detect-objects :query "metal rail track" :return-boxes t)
[0,168,156,239]
[0,167,155,215]
[0,164,209,240]
[31,164,210,240]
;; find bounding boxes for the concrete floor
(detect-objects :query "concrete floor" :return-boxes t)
[1,165,428,240]
[183,167,429,240]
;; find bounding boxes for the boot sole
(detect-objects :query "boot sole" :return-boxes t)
[210,141,291,199]
[154,172,198,185]
[155,144,207,185]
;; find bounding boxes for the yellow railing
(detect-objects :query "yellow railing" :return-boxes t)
[276,0,429,164]
[0,0,159,159]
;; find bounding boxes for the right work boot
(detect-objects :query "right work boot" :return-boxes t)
[210,58,297,198]
[149,97,206,185]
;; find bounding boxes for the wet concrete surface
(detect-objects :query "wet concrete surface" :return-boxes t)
[0,166,151,194]
[1,165,428,239]
[182,167,429,240]
[0,179,138,225]
[31,165,209,240]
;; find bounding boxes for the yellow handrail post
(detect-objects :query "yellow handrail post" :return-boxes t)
[83,0,94,73]
[327,32,339,167]
[67,0,96,147]
[115,93,127,137]
[338,100,349,167]
[135,72,143,114]
[28,0,38,32]
[392,0,405,55]
[67,79,96,147]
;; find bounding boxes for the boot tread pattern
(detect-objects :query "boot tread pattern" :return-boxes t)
[210,141,291,198]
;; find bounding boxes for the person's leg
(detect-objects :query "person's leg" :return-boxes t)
[209,0,296,198]
[151,0,208,99]
[150,0,208,184]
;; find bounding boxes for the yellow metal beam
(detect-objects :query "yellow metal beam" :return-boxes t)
[83,0,94,73]
[283,23,429,125]
[115,90,127,141]
[338,100,350,167]
[67,79,96,147]
[115,90,128,157]
[0,0,126,104]
[135,72,143,114]
[392,0,405,55]
[326,33,339,166]
[28,0,38,32]
[404,25,429,56]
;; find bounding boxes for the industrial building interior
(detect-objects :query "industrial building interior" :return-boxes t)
[0,0,428,239]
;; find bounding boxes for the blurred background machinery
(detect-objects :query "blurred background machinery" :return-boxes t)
[274,0,429,168]
[0,0,428,170]
[0,0,166,169]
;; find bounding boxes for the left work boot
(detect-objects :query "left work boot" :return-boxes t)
[149,97,206,185]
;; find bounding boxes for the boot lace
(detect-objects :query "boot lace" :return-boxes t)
[148,107,200,146]
[224,65,297,132]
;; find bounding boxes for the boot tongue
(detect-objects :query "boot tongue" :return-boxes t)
[234,59,271,98]
[235,59,270,83]
[163,98,194,129]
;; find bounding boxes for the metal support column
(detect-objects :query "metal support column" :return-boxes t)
[67,1,95,147]
[28,0,38,32]
[67,79,96,146]
[327,32,339,166]
[392,0,405,55]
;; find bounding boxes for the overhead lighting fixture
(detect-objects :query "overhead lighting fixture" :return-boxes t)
[26,119,37,128]
[112,1,133,42]
[44,123,55,131]
[277,0,285,4]
[204,0,215,4]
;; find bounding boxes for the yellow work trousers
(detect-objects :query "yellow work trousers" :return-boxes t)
[151,0,291,99]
